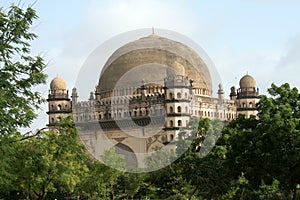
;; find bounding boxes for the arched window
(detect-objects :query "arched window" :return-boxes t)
[243,102,246,108]
[134,111,137,117]
[169,92,173,99]
[177,92,181,99]
[178,120,182,126]
[57,104,61,111]
[185,92,188,99]
[119,112,122,118]
[177,106,181,113]
[249,102,253,108]
[185,106,188,113]
[139,110,143,116]
[170,134,174,141]
[51,117,54,123]
[170,106,174,113]
[208,112,210,117]
[161,135,167,143]
[170,120,174,127]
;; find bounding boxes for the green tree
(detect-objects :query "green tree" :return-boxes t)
[144,163,189,199]
[0,4,46,135]
[218,83,300,199]
[8,117,89,200]
[115,172,146,199]
[77,161,111,200]
[175,118,229,199]
[101,148,125,200]
[0,4,46,196]
[257,83,300,199]
[221,115,261,190]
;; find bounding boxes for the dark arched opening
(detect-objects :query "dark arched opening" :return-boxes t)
[114,143,138,169]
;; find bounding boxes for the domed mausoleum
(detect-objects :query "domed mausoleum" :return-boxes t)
[47,34,259,170]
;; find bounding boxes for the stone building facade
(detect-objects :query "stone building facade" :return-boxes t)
[47,34,259,168]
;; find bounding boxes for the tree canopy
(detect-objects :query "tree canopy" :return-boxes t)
[0,4,46,135]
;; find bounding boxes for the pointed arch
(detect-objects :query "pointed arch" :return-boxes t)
[114,143,137,169]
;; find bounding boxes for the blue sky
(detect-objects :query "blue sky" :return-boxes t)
[2,0,300,130]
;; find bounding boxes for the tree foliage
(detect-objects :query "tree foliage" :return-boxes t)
[257,83,300,199]
[0,117,89,199]
[0,4,46,135]
[217,83,300,199]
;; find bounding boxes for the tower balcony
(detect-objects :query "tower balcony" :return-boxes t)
[236,89,259,99]
[47,92,69,100]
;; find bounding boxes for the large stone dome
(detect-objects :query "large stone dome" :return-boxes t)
[239,74,256,89]
[50,77,67,91]
[97,34,212,95]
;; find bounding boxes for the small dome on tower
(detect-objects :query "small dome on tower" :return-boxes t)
[50,77,67,91]
[239,74,256,88]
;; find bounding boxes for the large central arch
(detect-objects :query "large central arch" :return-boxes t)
[114,143,138,169]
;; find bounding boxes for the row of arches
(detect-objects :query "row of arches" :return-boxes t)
[199,110,236,119]
[168,106,188,113]
[241,102,254,108]
[168,92,188,99]
[194,88,210,96]
[75,115,96,122]
[97,108,164,120]
[169,120,182,127]
[50,104,69,111]
[99,86,165,98]
[74,110,237,122]
[161,134,175,143]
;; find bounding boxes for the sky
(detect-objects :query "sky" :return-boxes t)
[2,0,300,131]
